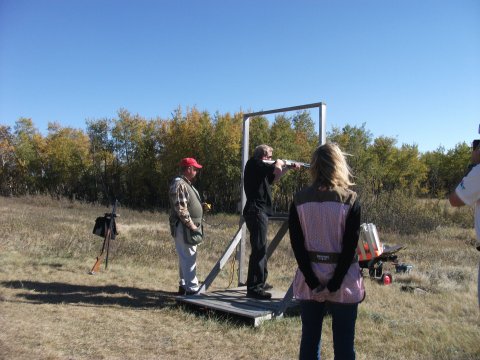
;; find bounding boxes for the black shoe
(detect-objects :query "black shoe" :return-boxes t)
[246,290,272,300]
[178,287,198,296]
[263,283,273,290]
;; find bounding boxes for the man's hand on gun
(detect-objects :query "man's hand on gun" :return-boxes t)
[287,160,302,170]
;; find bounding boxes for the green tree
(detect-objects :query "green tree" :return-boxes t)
[368,136,398,193]
[328,124,374,192]
[292,110,317,145]
[440,143,471,193]
[0,126,16,195]
[291,110,318,162]
[159,107,214,208]
[133,118,168,208]
[111,109,167,208]
[202,112,243,212]
[12,118,44,194]
[270,114,297,158]
[393,144,428,194]
[421,146,447,197]
[86,118,116,202]
[43,123,91,198]
[248,116,270,155]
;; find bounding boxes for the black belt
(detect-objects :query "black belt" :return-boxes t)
[308,251,358,264]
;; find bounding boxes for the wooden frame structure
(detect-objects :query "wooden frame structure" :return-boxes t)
[181,102,326,325]
[238,102,327,284]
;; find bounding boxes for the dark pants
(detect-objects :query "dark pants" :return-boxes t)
[244,210,268,292]
[299,301,358,360]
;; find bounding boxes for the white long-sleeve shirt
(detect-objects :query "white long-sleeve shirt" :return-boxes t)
[455,165,480,248]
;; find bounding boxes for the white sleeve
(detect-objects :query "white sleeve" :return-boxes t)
[455,165,480,207]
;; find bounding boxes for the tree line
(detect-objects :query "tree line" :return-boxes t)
[0,108,471,212]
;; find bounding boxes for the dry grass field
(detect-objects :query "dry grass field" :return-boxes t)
[0,196,479,360]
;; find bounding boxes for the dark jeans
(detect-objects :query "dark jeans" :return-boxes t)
[244,210,268,292]
[299,301,358,360]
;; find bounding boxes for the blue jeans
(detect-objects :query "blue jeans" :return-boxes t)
[299,301,358,360]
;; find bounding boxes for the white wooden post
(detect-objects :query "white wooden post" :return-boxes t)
[238,115,250,285]
[319,102,326,145]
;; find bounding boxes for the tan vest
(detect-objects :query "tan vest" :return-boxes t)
[292,186,365,304]
[169,177,204,245]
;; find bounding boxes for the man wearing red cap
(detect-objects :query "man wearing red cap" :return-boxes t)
[169,157,204,295]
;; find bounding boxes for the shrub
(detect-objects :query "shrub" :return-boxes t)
[358,189,474,234]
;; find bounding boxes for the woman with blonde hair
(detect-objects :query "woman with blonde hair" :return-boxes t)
[289,143,364,360]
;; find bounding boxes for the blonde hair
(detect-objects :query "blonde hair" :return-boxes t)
[310,143,354,189]
[253,144,273,159]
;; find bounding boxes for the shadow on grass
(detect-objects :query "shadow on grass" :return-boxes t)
[1,280,301,326]
[1,280,178,309]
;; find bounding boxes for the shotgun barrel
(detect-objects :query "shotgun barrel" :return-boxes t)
[263,159,310,168]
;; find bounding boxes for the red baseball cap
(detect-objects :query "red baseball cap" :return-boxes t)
[179,157,203,169]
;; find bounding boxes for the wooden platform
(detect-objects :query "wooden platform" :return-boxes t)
[176,286,297,327]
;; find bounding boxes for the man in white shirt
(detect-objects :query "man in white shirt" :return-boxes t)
[449,140,480,307]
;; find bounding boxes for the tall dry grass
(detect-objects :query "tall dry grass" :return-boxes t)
[359,189,474,234]
[0,195,479,360]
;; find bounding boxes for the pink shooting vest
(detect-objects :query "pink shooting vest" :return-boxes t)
[292,186,365,304]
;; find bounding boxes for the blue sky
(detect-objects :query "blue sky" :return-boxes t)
[1,0,479,153]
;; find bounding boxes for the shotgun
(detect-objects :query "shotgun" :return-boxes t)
[89,200,118,274]
[263,159,310,168]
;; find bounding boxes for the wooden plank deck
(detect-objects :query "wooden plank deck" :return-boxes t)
[176,286,297,327]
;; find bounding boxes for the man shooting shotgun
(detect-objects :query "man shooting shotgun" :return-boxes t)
[243,144,301,299]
